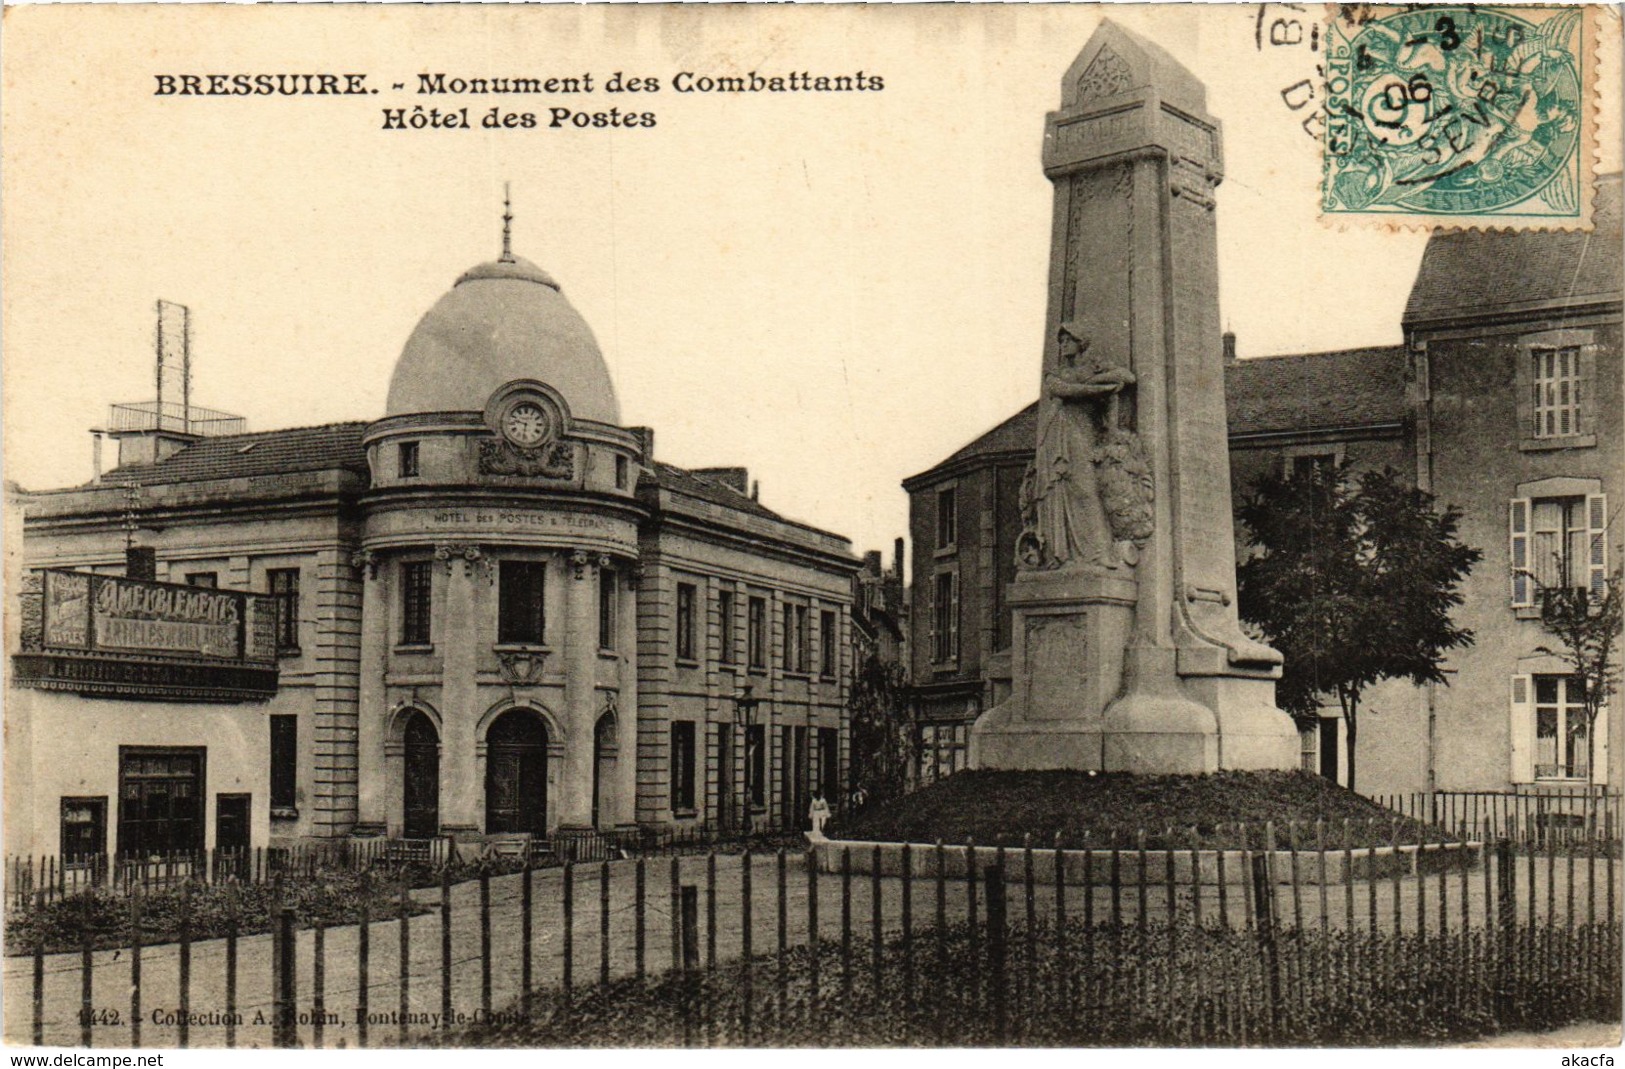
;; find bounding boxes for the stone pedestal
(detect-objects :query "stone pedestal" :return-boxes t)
[970,20,1299,775]
[972,571,1134,770]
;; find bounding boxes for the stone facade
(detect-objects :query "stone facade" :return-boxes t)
[7,247,857,858]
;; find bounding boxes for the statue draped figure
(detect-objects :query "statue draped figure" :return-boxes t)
[1018,322,1154,571]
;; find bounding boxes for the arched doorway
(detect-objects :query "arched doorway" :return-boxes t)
[403,711,440,839]
[485,709,548,835]
[592,713,617,831]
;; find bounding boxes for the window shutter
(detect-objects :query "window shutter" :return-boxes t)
[928,580,939,662]
[1586,493,1608,597]
[1509,675,1535,784]
[949,572,960,660]
[1510,498,1532,607]
[1593,704,1609,786]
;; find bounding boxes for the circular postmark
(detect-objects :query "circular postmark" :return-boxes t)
[1323,6,1582,216]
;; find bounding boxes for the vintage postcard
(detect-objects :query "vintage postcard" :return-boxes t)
[2,2,1621,1057]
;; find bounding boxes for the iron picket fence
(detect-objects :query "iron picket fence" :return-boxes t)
[4,820,1619,1048]
[1367,789,1621,847]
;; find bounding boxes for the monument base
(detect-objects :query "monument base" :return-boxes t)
[970,568,1135,771]
[971,574,1300,775]
[1099,645,1220,773]
[1187,674,1301,770]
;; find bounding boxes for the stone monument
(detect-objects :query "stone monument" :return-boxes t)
[970,21,1300,774]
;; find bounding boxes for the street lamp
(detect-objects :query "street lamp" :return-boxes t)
[734,683,761,839]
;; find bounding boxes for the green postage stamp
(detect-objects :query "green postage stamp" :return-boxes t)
[1321,5,1599,229]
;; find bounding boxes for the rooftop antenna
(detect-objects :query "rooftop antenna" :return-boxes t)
[500,182,514,262]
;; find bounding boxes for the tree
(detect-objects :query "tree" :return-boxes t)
[1236,463,1482,791]
[1532,560,1622,785]
[846,648,913,810]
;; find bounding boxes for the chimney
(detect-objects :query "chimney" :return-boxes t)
[1222,331,1237,365]
[863,550,883,576]
[629,426,655,460]
[91,432,104,486]
[125,545,157,581]
[750,480,759,501]
[893,537,905,579]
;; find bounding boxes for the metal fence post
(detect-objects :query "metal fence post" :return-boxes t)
[1250,850,1280,1041]
[1495,837,1516,1021]
[177,877,192,1048]
[356,878,368,1050]
[312,918,326,1049]
[79,914,93,1047]
[398,870,410,1046]
[32,893,45,1047]
[681,884,700,1047]
[480,865,494,1018]
[277,905,297,1048]
[130,885,143,1048]
[986,860,1008,1045]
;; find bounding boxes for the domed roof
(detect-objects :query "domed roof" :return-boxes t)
[385,253,620,423]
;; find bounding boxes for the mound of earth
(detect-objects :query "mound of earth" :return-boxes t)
[827,769,1447,850]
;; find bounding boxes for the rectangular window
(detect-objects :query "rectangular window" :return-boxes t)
[746,724,766,807]
[670,721,696,812]
[718,590,736,665]
[782,725,808,828]
[917,723,969,784]
[398,441,420,478]
[1529,497,1588,592]
[937,487,958,549]
[820,610,838,677]
[498,560,547,645]
[782,603,794,669]
[60,797,107,862]
[267,568,300,653]
[783,604,809,673]
[117,747,205,858]
[185,572,218,588]
[615,454,629,490]
[1289,453,1335,480]
[270,715,298,812]
[401,560,433,645]
[932,571,959,663]
[1534,675,1590,780]
[748,596,767,669]
[598,567,616,650]
[1298,726,1318,774]
[818,727,840,802]
[676,582,698,661]
[1532,346,1582,438]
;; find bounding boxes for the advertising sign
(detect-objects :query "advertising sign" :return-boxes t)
[36,569,276,666]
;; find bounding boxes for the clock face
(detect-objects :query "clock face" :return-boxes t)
[503,402,551,446]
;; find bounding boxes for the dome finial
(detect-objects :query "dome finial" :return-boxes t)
[500,182,515,262]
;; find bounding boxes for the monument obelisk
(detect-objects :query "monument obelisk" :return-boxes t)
[971,20,1300,774]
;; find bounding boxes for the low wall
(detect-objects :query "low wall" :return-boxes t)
[813,836,1483,885]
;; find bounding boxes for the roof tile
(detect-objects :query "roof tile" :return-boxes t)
[103,422,370,486]
[1404,174,1622,325]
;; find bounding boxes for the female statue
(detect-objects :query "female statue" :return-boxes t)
[1021,322,1153,570]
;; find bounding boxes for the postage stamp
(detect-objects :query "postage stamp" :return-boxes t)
[1321,4,1599,230]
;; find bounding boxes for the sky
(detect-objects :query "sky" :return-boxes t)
[3,4,1616,560]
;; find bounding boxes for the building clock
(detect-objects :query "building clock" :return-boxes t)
[502,402,551,447]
